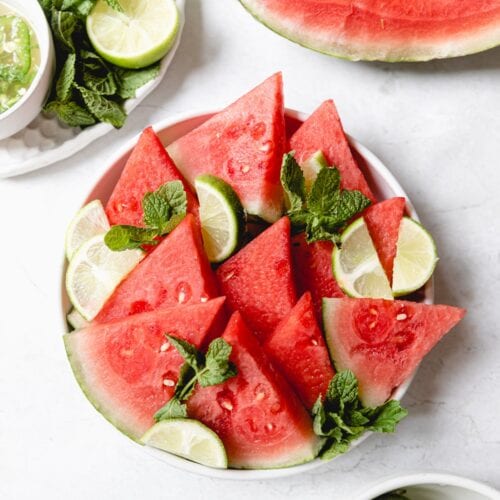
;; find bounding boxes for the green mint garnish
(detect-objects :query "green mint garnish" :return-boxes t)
[312,370,407,460]
[280,152,371,244]
[104,180,187,251]
[154,336,237,421]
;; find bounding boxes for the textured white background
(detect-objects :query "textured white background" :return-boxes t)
[1,1,500,499]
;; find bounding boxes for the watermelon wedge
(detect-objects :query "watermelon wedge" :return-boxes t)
[216,217,297,341]
[64,298,227,440]
[188,312,321,468]
[264,292,335,409]
[323,297,466,407]
[291,233,344,321]
[94,214,219,323]
[289,100,375,202]
[364,197,406,285]
[167,73,286,222]
[240,0,500,62]
[106,127,198,227]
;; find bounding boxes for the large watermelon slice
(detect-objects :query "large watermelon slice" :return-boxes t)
[291,233,344,321]
[323,297,466,407]
[264,292,335,409]
[167,73,286,222]
[106,127,198,227]
[94,214,218,323]
[364,197,406,285]
[216,217,297,341]
[188,312,321,468]
[64,298,227,440]
[240,0,500,62]
[289,100,375,202]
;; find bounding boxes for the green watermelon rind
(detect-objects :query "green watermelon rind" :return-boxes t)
[63,333,143,443]
[239,0,500,62]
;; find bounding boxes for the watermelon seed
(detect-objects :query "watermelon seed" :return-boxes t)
[241,165,250,174]
[159,341,170,352]
[265,422,275,433]
[311,338,318,346]
[163,378,175,387]
[220,401,233,411]
[254,383,269,401]
[259,140,273,153]
[200,296,208,303]
[221,271,235,282]
[396,313,407,321]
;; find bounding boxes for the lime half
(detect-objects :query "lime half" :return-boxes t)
[65,200,110,261]
[194,174,244,263]
[301,150,328,190]
[392,217,438,296]
[333,218,393,299]
[141,419,228,469]
[66,234,143,320]
[86,0,179,69]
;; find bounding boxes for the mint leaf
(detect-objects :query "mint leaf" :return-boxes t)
[154,397,187,421]
[56,53,76,101]
[44,100,96,127]
[314,370,407,461]
[307,167,341,215]
[142,192,172,230]
[104,225,158,251]
[142,181,187,232]
[167,335,204,372]
[76,85,126,128]
[157,181,187,216]
[116,64,160,99]
[200,339,237,387]
[104,0,123,12]
[50,10,79,51]
[161,213,186,235]
[281,152,306,212]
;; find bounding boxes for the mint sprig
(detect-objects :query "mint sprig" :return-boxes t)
[104,181,187,251]
[154,336,237,421]
[281,152,371,243]
[313,370,407,460]
[40,0,159,128]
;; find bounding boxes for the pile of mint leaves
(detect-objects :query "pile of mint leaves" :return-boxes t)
[39,0,160,128]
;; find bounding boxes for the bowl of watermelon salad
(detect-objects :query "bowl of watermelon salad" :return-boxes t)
[61,73,465,479]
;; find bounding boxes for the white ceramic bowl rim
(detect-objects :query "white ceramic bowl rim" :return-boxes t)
[354,472,500,500]
[62,107,434,481]
[0,0,52,120]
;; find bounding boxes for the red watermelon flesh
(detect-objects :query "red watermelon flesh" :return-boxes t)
[291,233,344,322]
[64,298,227,440]
[364,197,406,285]
[167,73,286,223]
[216,217,297,341]
[240,0,500,62]
[94,214,219,324]
[289,100,375,202]
[188,312,320,468]
[264,292,335,409]
[106,127,198,227]
[323,297,466,407]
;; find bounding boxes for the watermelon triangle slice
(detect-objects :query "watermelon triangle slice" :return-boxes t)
[167,73,286,222]
[364,197,406,285]
[94,214,219,324]
[291,233,344,321]
[106,127,198,227]
[289,100,375,202]
[64,298,227,440]
[323,297,466,407]
[264,292,335,409]
[216,217,297,341]
[187,312,321,468]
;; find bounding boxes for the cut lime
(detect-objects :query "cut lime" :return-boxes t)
[392,217,438,296]
[67,308,89,330]
[0,15,31,80]
[333,218,393,299]
[194,174,244,263]
[86,0,179,69]
[65,200,110,261]
[141,419,228,469]
[302,150,328,190]
[66,234,143,320]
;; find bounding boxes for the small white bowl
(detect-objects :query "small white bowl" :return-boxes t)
[61,108,434,480]
[355,472,500,500]
[0,0,55,140]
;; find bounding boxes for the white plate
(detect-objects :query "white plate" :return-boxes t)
[0,0,185,178]
[61,108,434,480]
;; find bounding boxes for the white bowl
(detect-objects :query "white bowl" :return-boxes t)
[0,0,55,140]
[61,108,434,480]
[354,472,500,500]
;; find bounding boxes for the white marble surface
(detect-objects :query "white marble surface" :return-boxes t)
[1,1,499,498]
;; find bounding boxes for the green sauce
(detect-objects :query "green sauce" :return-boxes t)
[0,3,40,114]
